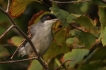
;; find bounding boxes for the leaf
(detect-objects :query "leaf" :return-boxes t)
[63,49,89,68]
[75,16,94,30]
[75,30,96,48]
[66,38,75,45]
[8,36,24,47]
[98,6,106,30]
[0,45,9,58]
[98,6,106,46]
[43,41,70,61]
[28,60,43,70]
[50,3,76,26]
[79,47,106,70]
[100,27,106,46]
[28,10,45,26]
[9,0,38,18]
[54,28,67,46]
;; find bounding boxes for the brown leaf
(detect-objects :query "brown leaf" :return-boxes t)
[9,0,34,18]
[28,10,45,26]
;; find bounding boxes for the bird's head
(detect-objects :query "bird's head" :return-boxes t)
[40,14,58,27]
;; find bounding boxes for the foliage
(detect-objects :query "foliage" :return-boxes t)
[0,0,106,70]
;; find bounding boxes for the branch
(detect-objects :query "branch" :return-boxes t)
[10,39,26,59]
[0,25,14,39]
[6,0,11,12]
[0,57,37,64]
[55,59,74,70]
[0,6,49,70]
[50,0,91,3]
[69,23,84,32]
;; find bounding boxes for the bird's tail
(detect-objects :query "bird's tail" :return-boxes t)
[6,46,27,60]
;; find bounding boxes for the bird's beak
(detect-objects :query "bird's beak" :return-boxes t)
[52,19,58,21]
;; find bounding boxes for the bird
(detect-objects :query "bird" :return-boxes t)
[18,14,58,57]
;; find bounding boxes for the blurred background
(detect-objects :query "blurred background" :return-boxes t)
[0,0,106,70]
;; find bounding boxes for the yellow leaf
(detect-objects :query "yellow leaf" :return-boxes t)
[9,0,39,18]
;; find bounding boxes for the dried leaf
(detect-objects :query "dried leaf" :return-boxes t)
[9,0,39,18]
[8,36,24,47]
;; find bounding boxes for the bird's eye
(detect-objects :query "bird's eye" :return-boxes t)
[46,16,51,20]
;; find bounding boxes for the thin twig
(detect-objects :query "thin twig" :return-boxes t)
[41,0,51,7]
[10,39,26,59]
[6,0,10,12]
[0,25,14,39]
[55,59,74,70]
[0,57,37,64]
[69,23,84,32]
[50,0,91,3]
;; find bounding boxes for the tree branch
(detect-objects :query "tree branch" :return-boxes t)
[50,0,91,3]
[55,59,74,70]
[0,25,14,39]
[6,0,11,12]
[0,57,37,64]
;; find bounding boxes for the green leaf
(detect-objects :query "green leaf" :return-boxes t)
[43,41,70,61]
[98,6,106,30]
[28,60,43,70]
[66,38,75,45]
[79,47,106,70]
[63,49,89,68]
[0,45,9,58]
[75,16,94,30]
[75,30,96,48]
[98,6,106,46]
[8,36,24,47]
[50,3,76,26]
[100,27,106,46]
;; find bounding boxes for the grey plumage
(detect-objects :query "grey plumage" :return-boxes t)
[18,14,58,56]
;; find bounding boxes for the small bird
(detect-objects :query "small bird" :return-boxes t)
[18,14,58,57]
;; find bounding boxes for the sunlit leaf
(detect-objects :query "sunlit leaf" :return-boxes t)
[63,49,89,68]
[98,6,106,46]
[0,45,9,58]
[100,27,106,46]
[98,6,106,30]
[8,36,24,47]
[66,38,75,45]
[28,60,43,70]
[9,0,40,18]
[75,30,96,48]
